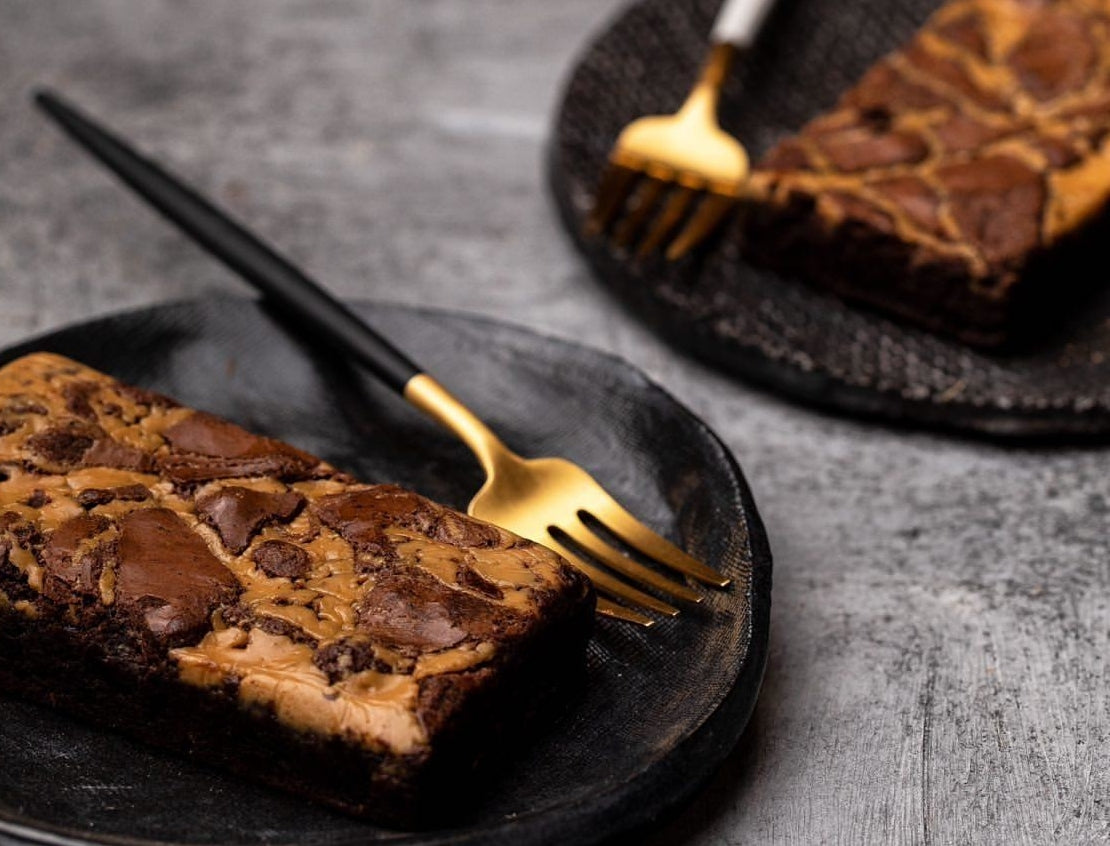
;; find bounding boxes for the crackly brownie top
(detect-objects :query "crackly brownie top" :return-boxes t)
[0,353,589,755]
[752,0,1110,294]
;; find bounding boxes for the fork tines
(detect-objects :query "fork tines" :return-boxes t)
[586,163,739,261]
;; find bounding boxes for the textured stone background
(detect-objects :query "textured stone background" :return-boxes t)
[1,1,1109,843]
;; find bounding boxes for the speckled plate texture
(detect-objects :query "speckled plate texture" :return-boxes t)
[0,298,770,846]
[550,0,1110,441]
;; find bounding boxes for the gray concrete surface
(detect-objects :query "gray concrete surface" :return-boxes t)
[2,1,1109,843]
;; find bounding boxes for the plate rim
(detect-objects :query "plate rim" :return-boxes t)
[0,296,772,846]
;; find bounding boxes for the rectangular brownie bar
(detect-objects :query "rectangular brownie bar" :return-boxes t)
[744,0,1110,347]
[0,352,594,824]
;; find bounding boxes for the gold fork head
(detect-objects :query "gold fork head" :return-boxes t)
[587,44,749,260]
[405,374,730,626]
[610,113,749,196]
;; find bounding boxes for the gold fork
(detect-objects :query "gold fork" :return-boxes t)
[407,378,727,625]
[36,91,731,627]
[586,0,778,260]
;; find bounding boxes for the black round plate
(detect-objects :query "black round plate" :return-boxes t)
[550,0,1110,441]
[0,298,771,846]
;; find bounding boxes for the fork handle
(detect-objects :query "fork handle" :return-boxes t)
[710,0,777,49]
[35,90,422,395]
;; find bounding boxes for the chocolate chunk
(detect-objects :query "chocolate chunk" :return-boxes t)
[355,569,523,652]
[813,126,929,173]
[335,520,395,570]
[315,487,502,552]
[165,412,269,458]
[82,438,155,472]
[842,62,946,114]
[312,490,404,564]
[164,412,312,462]
[936,155,1046,264]
[254,615,318,646]
[825,191,896,235]
[903,41,1006,111]
[216,603,251,629]
[23,489,50,508]
[26,421,104,470]
[1007,9,1095,101]
[457,562,504,601]
[932,113,1012,154]
[40,514,114,601]
[196,486,305,554]
[77,488,115,509]
[0,538,37,604]
[114,484,152,502]
[219,603,317,645]
[115,508,240,646]
[356,577,468,651]
[77,484,150,509]
[935,11,988,58]
[0,511,40,549]
[162,412,318,484]
[252,540,311,579]
[871,176,946,239]
[160,455,304,484]
[116,384,179,409]
[62,381,98,420]
[5,399,47,415]
[313,635,404,684]
[432,509,504,549]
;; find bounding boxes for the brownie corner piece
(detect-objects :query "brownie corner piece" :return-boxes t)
[0,351,595,825]
[743,0,1110,347]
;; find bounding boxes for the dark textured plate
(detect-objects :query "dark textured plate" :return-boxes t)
[0,298,770,846]
[550,0,1110,441]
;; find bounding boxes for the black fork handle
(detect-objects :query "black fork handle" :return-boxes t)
[34,89,422,395]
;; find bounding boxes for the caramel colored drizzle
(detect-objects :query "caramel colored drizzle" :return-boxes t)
[174,628,426,754]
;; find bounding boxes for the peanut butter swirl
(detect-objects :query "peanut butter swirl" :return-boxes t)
[745,0,1110,343]
[0,353,588,756]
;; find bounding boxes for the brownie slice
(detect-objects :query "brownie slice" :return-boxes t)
[0,352,594,825]
[743,0,1110,347]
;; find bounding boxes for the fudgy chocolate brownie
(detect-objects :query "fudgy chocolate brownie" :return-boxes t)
[743,0,1110,347]
[0,352,594,824]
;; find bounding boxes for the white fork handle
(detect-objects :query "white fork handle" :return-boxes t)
[710,0,778,49]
